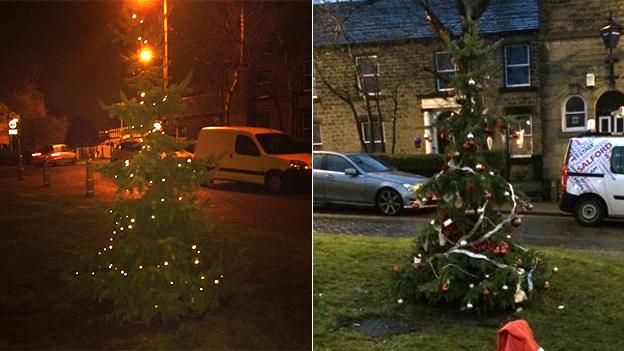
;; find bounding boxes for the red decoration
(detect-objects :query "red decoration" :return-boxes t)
[391,265,401,273]
[484,127,493,135]
[462,142,472,150]
[544,281,551,290]
[442,284,449,292]
[482,288,490,296]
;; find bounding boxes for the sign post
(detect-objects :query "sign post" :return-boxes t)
[7,115,22,180]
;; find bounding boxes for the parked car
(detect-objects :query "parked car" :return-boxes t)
[313,151,432,215]
[111,139,142,162]
[560,133,624,226]
[194,126,311,193]
[31,144,77,166]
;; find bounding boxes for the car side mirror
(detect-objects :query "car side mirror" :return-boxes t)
[345,168,358,176]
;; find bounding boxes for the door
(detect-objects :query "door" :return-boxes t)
[605,146,624,215]
[226,134,264,184]
[321,154,369,205]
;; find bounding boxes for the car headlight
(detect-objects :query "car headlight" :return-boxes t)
[289,160,309,170]
[402,183,421,192]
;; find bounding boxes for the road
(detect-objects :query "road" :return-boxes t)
[314,206,624,256]
[0,162,311,237]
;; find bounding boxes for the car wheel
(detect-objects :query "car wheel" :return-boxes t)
[376,188,403,216]
[574,196,605,226]
[266,172,284,193]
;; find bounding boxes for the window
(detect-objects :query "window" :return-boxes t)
[360,121,384,144]
[509,114,533,157]
[611,147,624,174]
[303,59,312,92]
[256,71,271,99]
[435,52,456,91]
[313,153,323,170]
[324,154,353,173]
[313,123,322,145]
[563,96,587,132]
[616,116,624,133]
[356,55,379,95]
[504,45,530,87]
[235,135,260,157]
[360,120,384,152]
[599,115,611,133]
[295,107,311,140]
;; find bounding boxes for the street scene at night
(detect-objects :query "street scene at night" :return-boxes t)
[0,0,310,349]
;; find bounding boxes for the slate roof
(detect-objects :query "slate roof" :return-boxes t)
[313,0,539,46]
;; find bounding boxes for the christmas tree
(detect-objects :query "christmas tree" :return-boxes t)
[71,4,222,324]
[394,2,551,313]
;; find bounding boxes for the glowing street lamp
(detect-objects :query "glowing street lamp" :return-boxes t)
[139,47,154,63]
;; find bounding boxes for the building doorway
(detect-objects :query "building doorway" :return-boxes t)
[596,90,624,133]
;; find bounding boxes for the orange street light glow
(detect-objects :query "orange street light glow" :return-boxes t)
[139,47,153,63]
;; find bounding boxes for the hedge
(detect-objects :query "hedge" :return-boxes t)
[374,150,507,177]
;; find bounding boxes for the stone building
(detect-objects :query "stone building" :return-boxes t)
[540,0,624,179]
[313,0,542,180]
[314,0,624,183]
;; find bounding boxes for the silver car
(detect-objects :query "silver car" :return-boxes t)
[313,151,431,215]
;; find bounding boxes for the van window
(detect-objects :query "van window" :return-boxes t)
[235,135,260,157]
[611,147,624,174]
[256,133,300,154]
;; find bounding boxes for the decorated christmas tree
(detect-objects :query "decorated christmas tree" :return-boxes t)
[394,2,552,313]
[71,4,222,323]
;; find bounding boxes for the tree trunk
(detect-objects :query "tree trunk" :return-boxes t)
[224,5,245,126]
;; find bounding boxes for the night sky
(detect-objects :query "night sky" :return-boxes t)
[0,1,244,131]
[0,1,126,129]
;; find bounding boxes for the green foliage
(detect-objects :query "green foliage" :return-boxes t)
[375,150,506,177]
[71,6,221,324]
[394,4,549,313]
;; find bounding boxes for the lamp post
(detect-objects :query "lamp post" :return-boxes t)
[600,13,622,85]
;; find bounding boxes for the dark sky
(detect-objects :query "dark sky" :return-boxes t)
[0,1,126,128]
[0,1,311,133]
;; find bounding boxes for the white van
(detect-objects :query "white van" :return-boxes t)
[194,126,311,192]
[560,134,624,225]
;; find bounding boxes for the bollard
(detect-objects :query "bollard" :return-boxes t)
[86,158,94,197]
[17,154,24,180]
[43,157,50,186]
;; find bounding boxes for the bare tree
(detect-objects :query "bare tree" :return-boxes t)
[314,0,409,153]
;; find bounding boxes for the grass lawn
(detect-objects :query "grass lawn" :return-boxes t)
[0,190,310,349]
[314,234,624,351]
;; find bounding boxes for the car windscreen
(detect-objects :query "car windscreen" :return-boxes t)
[346,154,394,172]
[256,133,300,154]
[40,145,53,153]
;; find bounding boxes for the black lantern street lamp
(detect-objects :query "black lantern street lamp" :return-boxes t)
[600,14,622,85]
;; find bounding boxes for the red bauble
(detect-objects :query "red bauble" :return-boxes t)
[462,142,471,149]
[442,284,449,292]
[391,265,401,273]
[482,288,490,296]
[544,281,551,290]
